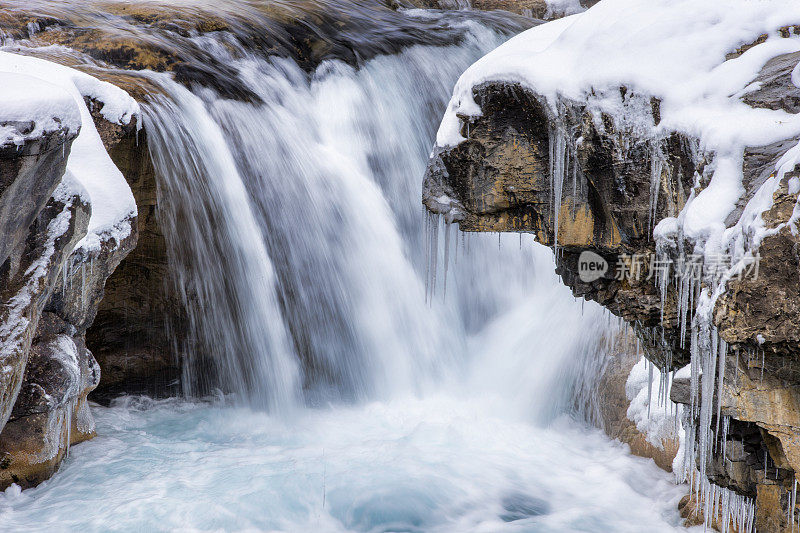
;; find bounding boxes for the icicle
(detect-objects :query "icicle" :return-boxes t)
[716,339,726,438]
[792,478,797,532]
[62,258,68,294]
[647,359,654,419]
[81,262,86,307]
[424,212,431,302]
[548,121,568,253]
[431,215,439,300]
[721,415,730,461]
[454,228,459,266]
[721,488,730,533]
[649,143,663,235]
[572,151,577,200]
[442,220,451,297]
[764,445,769,482]
[689,325,700,418]
[693,315,721,494]
[424,213,439,303]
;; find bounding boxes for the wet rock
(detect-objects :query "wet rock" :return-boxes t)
[0,184,91,490]
[0,128,86,432]
[0,124,74,280]
[0,335,100,489]
[742,51,800,114]
[669,374,691,406]
[84,114,181,399]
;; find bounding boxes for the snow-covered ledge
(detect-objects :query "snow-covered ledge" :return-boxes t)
[423,1,800,529]
[0,51,139,489]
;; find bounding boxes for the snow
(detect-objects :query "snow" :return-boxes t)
[0,51,140,252]
[674,363,692,380]
[625,356,680,450]
[0,73,80,146]
[436,0,800,252]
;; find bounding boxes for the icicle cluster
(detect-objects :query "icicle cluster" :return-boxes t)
[424,211,472,303]
[690,476,756,533]
[547,105,581,256]
[424,212,441,303]
[787,478,798,532]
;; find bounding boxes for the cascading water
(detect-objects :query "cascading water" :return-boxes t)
[144,81,302,411]
[0,5,694,531]
[145,20,515,407]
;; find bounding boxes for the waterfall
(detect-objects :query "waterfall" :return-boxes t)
[0,6,699,531]
[144,82,302,412]
[140,16,607,415]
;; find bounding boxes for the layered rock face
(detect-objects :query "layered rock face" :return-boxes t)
[0,63,138,488]
[424,20,800,532]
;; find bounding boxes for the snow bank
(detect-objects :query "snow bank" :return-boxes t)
[0,52,140,252]
[0,73,80,146]
[625,356,680,450]
[439,0,800,146]
[437,0,800,259]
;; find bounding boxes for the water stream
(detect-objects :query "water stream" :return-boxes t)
[0,5,693,531]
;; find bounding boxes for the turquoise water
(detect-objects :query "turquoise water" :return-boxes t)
[0,395,693,532]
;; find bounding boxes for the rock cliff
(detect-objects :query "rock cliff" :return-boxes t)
[423,4,800,530]
[0,58,138,489]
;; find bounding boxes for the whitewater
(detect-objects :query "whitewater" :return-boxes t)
[0,8,695,532]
